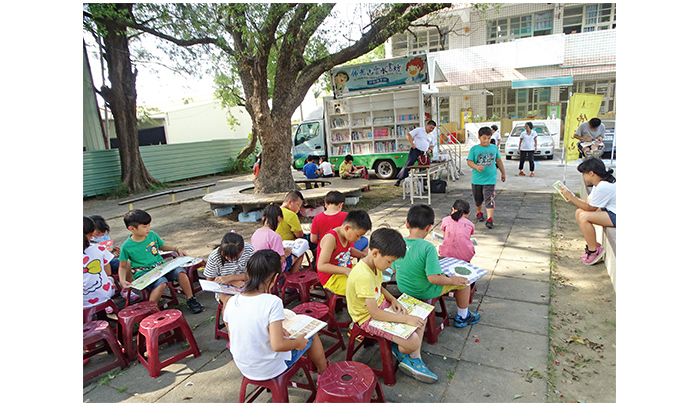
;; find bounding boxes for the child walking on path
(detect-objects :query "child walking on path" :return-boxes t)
[225,249,328,381]
[316,210,371,296]
[393,205,481,328]
[117,209,203,313]
[467,126,506,229]
[557,158,616,265]
[346,228,437,383]
[438,199,476,263]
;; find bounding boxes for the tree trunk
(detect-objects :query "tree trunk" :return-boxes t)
[102,4,159,194]
[253,111,298,194]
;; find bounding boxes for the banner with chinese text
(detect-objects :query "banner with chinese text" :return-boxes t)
[563,93,603,162]
[331,55,429,96]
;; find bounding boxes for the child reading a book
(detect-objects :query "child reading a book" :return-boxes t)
[316,209,371,296]
[556,157,616,266]
[118,209,203,314]
[252,204,302,274]
[346,228,438,383]
[225,249,328,380]
[438,199,476,263]
[84,217,116,310]
[394,204,480,328]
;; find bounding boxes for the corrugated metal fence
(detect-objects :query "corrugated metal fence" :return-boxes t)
[83,138,249,197]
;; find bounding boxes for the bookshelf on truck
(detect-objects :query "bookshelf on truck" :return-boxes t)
[292,55,446,179]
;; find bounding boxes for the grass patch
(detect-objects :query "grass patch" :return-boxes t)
[345,185,404,212]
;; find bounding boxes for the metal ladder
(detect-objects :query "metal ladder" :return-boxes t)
[436,124,473,181]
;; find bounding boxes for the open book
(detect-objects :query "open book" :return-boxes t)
[368,293,435,340]
[282,238,310,258]
[130,256,194,290]
[552,181,572,202]
[199,279,244,296]
[282,309,327,340]
[439,257,488,284]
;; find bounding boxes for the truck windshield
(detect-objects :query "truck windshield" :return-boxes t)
[294,122,320,146]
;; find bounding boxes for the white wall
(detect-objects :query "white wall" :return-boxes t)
[160,101,252,144]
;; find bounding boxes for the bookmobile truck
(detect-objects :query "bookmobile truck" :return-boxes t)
[292,54,447,179]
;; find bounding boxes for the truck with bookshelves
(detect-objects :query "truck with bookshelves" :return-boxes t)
[292,55,445,179]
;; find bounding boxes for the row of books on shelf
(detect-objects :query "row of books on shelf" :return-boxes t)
[331,145,351,156]
[396,124,418,137]
[330,118,348,129]
[330,132,350,142]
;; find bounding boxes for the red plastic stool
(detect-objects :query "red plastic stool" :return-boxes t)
[423,295,450,345]
[83,298,120,325]
[325,290,349,329]
[292,302,345,358]
[136,309,201,378]
[315,361,386,403]
[214,302,228,341]
[239,356,316,403]
[83,320,128,382]
[117,301,159,361]
[125,281,179,309]
[284,270,327,303]
[346,323,398,386]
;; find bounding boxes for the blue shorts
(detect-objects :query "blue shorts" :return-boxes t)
[284,336,313,368]
[144,267,185,291]
[602,208,616,227]
[282,255,293,273]
[354,236,369,252]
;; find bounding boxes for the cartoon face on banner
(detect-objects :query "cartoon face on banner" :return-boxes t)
[331,55,429,96]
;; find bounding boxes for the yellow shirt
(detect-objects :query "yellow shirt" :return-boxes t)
[275,207,302,241]
[339,161,353,176]
[346,260,384,325]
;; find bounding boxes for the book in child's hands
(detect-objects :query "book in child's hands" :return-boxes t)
[282,309,328,339]
[282,238,310,257]
[130,256,194,290]
[552,181,572,201]
[368,293,435,340]
[199,279,244,296]
[439,257,488,284]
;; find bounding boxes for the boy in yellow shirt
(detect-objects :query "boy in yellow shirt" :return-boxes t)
[346,228,436,383]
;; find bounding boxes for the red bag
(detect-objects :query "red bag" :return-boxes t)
[417,154,431,165]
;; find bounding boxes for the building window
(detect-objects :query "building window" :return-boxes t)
[391,27,448,56]
[487,11,552,44]
[486,87,552,119]
[563,4,616,34]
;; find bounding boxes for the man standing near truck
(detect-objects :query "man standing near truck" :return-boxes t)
[394,120,437,187]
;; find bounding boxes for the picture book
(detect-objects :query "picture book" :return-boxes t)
[130,256,194,291]
[282,309,328,340]
[439,257,488,284]
[282,238,310,258]
[368,293,434,340]
[553,181,572,201]
[199,280,244,296]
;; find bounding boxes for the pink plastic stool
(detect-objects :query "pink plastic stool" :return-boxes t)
[315,361,386,403]
[214,302,228,341]
[423,295,449,345]
[284,270,326,303]
[136,309,201,378]
[239,356,316,403]
[292,302,345,358]
[117,301,159,361]
[83,320,128,382]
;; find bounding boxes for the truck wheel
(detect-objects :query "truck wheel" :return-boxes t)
[374,160,397,179]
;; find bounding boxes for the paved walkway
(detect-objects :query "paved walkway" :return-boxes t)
[83,158,592,403]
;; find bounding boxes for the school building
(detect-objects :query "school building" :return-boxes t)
[386,3,617,125]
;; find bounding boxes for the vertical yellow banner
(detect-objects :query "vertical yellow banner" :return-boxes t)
[563,93,603,162]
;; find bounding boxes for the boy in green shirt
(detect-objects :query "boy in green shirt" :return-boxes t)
[118,209,203,313]
[393,204,480,327]
[466,126,506,229]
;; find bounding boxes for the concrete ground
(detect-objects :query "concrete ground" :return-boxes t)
[83,155,608,403]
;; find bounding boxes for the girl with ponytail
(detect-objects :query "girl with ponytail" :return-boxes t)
[557,157,616,265]
[437,199,476,262]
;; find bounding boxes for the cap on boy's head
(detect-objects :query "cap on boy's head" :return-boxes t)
[406,204,434,229]
[124,209,151,229]
[344,209,372,231]
[325,190,345,206]
[478,126,492,137]
[369,228,406,259]
[344,154,354,162]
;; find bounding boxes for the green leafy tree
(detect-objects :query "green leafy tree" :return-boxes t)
[121,3,457,193]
